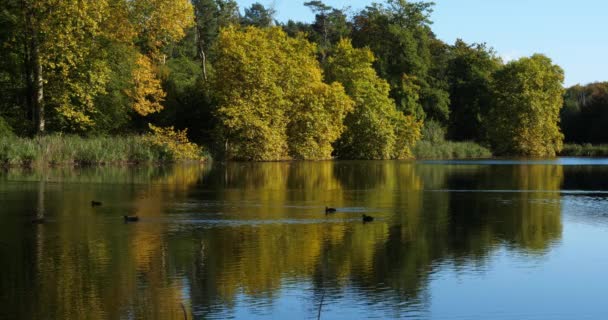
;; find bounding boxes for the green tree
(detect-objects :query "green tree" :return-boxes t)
[213,27,353,160]
[192,0,240,81]
[17,0,112,132]
[304,1,351,61]
[326,39,422,159]
[351,0,447,122]
[281,20,313,38]
[561,82,608,143]
[487,54,564,156]
[0,0,28,134]
[447,39,502,141]
[241,2,275,28]
[91,43,138,134]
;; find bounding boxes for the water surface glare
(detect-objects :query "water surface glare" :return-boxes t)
[1,160,608,319]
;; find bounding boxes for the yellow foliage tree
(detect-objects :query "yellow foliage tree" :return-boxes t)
[486,54,565,156]
[101,0,195,117]
[129,55,166,116]
[18,0,195,132]
[214,26,353,161]
[326,39,422,159]
[146,124,203,160]
[23,0,111,132]
[131,0,195,58]
[288,82,354,159]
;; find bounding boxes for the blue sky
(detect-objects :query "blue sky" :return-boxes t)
[236,0,608,86]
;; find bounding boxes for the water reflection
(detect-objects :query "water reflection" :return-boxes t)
[1,161,601,319]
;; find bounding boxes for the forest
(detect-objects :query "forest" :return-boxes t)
[0,0,605,163]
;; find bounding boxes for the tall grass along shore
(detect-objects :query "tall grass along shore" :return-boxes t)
[0,135,206,167]
[560,144,608,157]
[413,141,492,160]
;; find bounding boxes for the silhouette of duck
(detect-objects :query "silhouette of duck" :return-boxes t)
[91,201,102,207]
[325,207,337,214]
[362,214,374,223]
[123,215,139,222]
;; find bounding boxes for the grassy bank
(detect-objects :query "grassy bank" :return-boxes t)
[1,134,492,167]
[559,144,608,157]
[0,135,207,167]
[414,141,492,159]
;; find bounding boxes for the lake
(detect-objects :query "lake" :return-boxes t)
[1,159,608,319]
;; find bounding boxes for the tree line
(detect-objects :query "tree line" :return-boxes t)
[0,0,591,160]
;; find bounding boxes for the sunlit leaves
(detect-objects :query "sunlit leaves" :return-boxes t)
[214,27,353,160]
[130,0,195,57]
[146,124,203,160]
[288,82,354,159]
[129,54,166,116]
[33,0,111,131]
[351,0,437,121]
[326,39,422,159]
[487,54,565,156]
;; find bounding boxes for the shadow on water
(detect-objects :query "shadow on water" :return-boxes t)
[1,160,606,319]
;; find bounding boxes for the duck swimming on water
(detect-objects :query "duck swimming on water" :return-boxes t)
[325,207,337,214]
[123,215,139,222]
[362,214,374,223]
[91,201,102,207]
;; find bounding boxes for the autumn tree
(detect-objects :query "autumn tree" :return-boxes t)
[326,39,422,159]
[213,27,353,160]
[130,0,195,59]
[486,54,564,156]
[17,0,112,132]
[126,0,194,117]
[287,82,353,159]
[1,0,195,133]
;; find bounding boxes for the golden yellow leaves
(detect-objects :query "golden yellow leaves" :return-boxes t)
[131,0,195,58]
[120,0,195,116]
[129,55,166,116]
[214,27,354,161]
[146,124,203,160]
[288,82,354,160]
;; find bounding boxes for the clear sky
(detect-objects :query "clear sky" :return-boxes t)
[236,0,608,86]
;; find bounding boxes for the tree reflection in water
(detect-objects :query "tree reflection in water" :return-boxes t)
[0,161,568,319]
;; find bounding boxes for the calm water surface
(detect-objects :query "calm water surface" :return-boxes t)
[1,159,608,319]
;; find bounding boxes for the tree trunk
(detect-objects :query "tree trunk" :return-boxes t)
[193,12,208,81]
[31,33,45,134]
[196,26,208,81]
[23,40,34,123]
[201,47,208,82]
[22,0,44,133]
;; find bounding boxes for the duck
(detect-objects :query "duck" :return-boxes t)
[91,200,103,207]
[123,215,139,222]
[362,214,374,223]
[325,206,337,214]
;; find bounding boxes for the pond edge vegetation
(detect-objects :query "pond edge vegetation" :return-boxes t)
[0,128,207,168]
[1,0,606,166]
